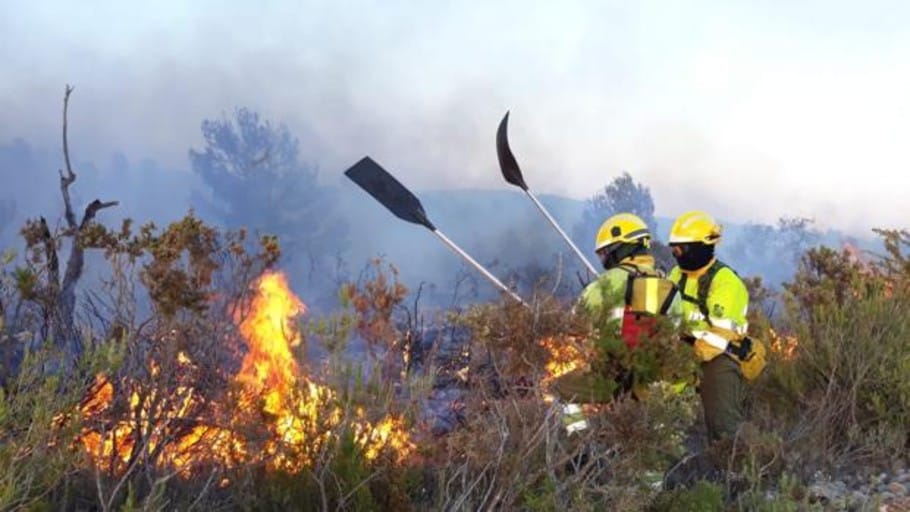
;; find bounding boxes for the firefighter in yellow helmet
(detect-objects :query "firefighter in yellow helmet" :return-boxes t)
[554,213,680,434]
[580,213,665,336]
[667,210,750,442]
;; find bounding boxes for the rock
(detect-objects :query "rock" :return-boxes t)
[848,490,868,507]
[887,481,908,496]
[808,482,841,503]
[881,496,910,511]
[829,497,847,511]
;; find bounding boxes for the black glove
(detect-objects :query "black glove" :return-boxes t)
[728,337,753,360]
[679,334,697,346]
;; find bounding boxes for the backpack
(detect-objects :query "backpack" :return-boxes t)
[617,264,679,350]
[677,261,768,381]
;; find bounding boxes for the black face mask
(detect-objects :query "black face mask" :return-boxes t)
[597,242,647,270]
[671,242,715,271]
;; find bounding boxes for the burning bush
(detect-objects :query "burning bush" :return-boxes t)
[0,205,424,510]
[74,266,416,506]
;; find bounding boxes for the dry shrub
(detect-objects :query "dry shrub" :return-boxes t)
[419,377,701,510]
[410,287,704,510]
[338,259,412,385]
[752,230,910,475]
[72,214,280,509]
[459,287,696,402]
[459,293,584,385]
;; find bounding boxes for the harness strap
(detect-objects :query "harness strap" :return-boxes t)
[678,260,729,326]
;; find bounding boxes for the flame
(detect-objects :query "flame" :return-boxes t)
[77,269,413,476]
[769,328,799,361]
[538,335,591,386]
[537,335,594,403]
[236,271,304,414]
[842,241,898,298]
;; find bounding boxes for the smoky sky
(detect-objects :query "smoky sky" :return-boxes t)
[3,1,910,237]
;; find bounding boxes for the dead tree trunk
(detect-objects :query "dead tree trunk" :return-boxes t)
[35,85,118,367]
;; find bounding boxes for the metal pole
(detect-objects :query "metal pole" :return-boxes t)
[431,229,529,308]
[523,190,599,277]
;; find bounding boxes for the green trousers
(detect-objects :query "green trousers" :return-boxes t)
[700,355,747,442]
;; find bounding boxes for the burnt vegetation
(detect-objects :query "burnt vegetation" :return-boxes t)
[0,88,907,510]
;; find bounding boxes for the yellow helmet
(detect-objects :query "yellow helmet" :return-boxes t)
[594,213,651,251]
[669,210,722,245]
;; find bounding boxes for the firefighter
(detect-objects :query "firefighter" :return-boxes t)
[554,213,680,434]
[667,210,750,442]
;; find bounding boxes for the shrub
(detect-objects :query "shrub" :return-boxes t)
[752,230,910,476]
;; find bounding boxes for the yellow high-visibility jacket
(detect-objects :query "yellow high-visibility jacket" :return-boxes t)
[669,259,749,362]
[579,255,682,347]
[579,255,661,321]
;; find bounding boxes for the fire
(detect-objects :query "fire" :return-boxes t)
[77,360,238,473]
[77,270,413,477]
[769,328,799,361]
[236,271,304,414]
[538,335,591,385]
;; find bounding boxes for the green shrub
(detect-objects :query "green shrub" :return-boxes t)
[753,231,910,474]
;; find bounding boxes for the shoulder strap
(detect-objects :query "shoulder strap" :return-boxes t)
[617,263,643,275]
[657,280,679,315]
[619,263,642,306]
[698,260,728,305]
[679,260,728,326]
[621,263,677,311]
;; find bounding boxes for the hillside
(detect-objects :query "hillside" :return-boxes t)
[337,185,865,304]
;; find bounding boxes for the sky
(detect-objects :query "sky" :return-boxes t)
[2,0,909,236]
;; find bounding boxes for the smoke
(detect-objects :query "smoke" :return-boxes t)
[4,2,910,236]
[2,1,904,310]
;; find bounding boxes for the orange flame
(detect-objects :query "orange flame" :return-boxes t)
[537,335,593,403]
[538,335,591,385]
[77,269,413,476]
[236,271,304,415]
[769,328,799,361]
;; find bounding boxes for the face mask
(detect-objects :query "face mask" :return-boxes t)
[671,242,715,271]
[598,242,645,270]
[597,247,617,269]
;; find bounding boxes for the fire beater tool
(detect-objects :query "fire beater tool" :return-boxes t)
[496,111,600,278]
[344,156,529,308]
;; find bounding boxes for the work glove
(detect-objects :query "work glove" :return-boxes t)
[679,333,697,345]
[728,337,753,360]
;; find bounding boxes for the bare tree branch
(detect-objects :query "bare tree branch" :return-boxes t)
[61,84,77,230]
[81,199,119,228]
